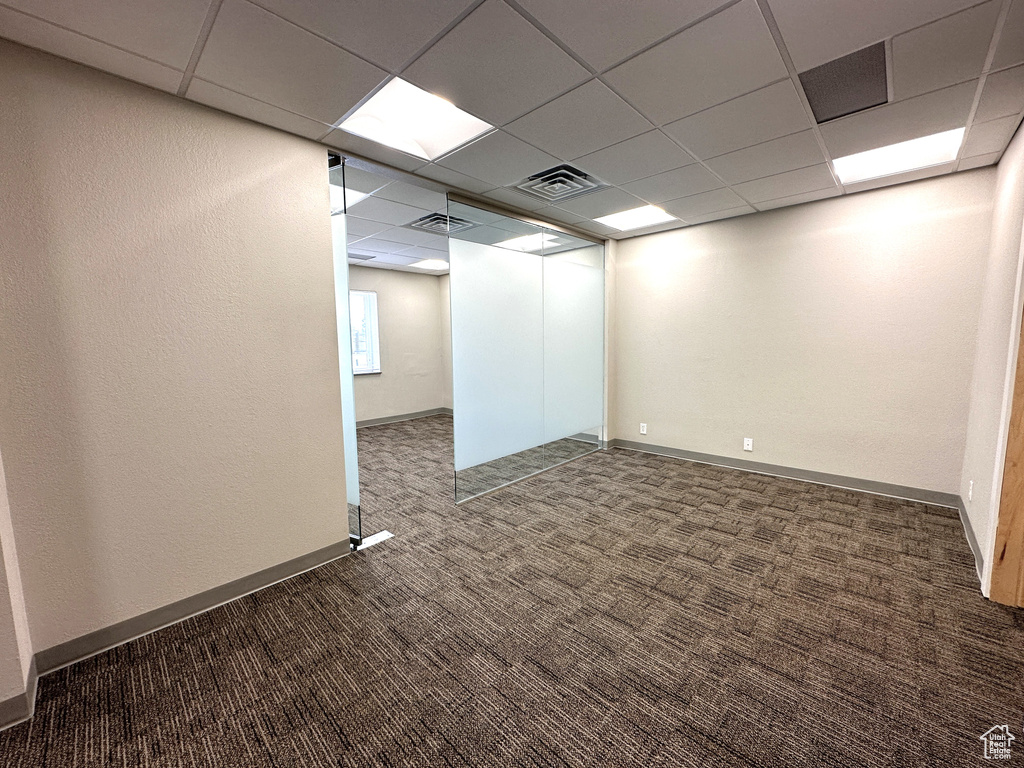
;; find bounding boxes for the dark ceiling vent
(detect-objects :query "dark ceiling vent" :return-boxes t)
[512,164,607,203]
[409,212,477,234]
[799,42,888,124]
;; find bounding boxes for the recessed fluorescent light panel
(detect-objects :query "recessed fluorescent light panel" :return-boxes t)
[329,185,369,214]
[494,233,560,252]
[595,205,676,231]
[832,127,965,184]
[339,78,493,161]
[409,259,449,271]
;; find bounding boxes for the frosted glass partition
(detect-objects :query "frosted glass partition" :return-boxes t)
[448,200,605,502]
[330,210,361,542]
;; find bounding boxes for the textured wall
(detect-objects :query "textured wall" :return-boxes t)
[612,168,996,494]
[348,266,450,422]
[0,449,32,703]
[960,124,1024,592]
[0,41,348,653]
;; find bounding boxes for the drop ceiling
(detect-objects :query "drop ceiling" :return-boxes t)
[3,0,1023,243]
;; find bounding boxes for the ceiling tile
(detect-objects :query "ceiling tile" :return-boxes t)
[555,187,646,218]
[480,188,551,212]
[401,245,450,261]
[975,64,1024,123]
[704,130,824,184]
[338,166,394,195]
[0,6,183,92]
[959,151,1002,169]
[963,115,1022,157]
[732,164,837,203]
[604,0,788,126]
[436,130,558,187]
[402,0,589,126]
[617,220,687,238]
[350,237,413,255]
[0,0,209,69]
[187,79,332,139]
[663,188,750,219]
[195,0,387,125]
[513,0,724,71]
[344,217,392,238]
[622,164,723,204]
[413,163,495,194]
[249,0,474,70]
[573,220,618,238]
[662,79,811,160]
[819,80,977,157]
[754,187,841,211]
[371,181,447,211]
[572,130,693,185]
[374,226,448,249]
[505,80,653,159]
[768,0,981,72]
[992,0,1024,70]
[892,1,1000,101]
[533,207,589,225]
[346,196,431,226]
[324,129,428,172]
[686,206,756,225]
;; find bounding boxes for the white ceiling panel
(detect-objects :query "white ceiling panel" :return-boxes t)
[187,79,332,138]
[480,188,551,212]
[532,206,589,225]
[346,196,431,226]
[414,163,494,194]
[662,79,811,160]
[249,0,474,70]
[0,0,210,69]
[963,115,1022,156]
[604,0,788,126]
[572,220,618,237]
[323,129,428,172]
[400,245,449,261]
[513,0,725,71]
[555,187,646,218]
[437,130,558,187]
[617,219,687,239]
[768,0,982,72]
[891,1,1000,101]
[622,164,723,204]
[686,205,756,225]
[371,181,447,211]
[373,226,448,249]
[754,187,841,211]
[573,130,694,185]
[732,164,837,203]
[819,80,977,158]
[992,0,1024,70]
[959,151,1002,169]
[402,0,589,126]
[842,161,955,194]
[195,0,387,125]
[344,217,392,238]
[704,130,825,184]
[0,5,184,92]
[338,166,393,195]
[974,64,1024,123]
[505,80,653,160]
[663,187,750,219]
[350,237,413,254]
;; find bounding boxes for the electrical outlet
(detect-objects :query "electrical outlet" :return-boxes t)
[743,438,753,452]
[639,423,647,435]
[969,480,973,502]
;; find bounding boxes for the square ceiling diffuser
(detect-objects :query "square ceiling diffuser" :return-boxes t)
[513,164,608,203]
[340,78,493,160]
[799,43,888,124]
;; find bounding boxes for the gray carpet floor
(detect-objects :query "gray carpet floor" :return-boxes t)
[0,414,1021,766]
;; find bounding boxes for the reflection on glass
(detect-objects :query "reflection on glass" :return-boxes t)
[349,290,380,374]
[448,200,605,503]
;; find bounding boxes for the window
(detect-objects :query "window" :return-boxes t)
[349,290,380,374]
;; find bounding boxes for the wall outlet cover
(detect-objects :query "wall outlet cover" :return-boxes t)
[743,438,753,451]
[640,423,647,435]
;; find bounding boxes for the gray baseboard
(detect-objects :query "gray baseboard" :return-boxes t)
[0,657,36,731]
[607,439,961,508]
[955,497,986,582]
[356,407,452,429]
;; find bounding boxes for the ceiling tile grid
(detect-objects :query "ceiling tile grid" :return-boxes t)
[2,0,1023,244]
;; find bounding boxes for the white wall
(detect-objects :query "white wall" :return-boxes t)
[613,168,996,493]
[0,41,348,657]
[960,124,1024,593]
[440,274,453,411]
[348,266,452,422]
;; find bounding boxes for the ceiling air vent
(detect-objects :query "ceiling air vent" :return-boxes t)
[799,42,888,124]
[512,164,607,203]
[347,252,375,260]
[408,212,477,234]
